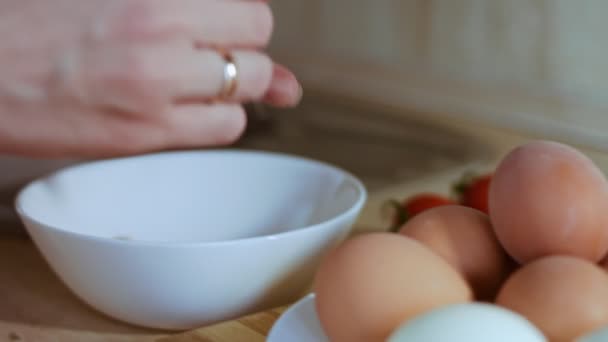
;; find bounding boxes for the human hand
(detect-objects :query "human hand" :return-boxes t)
[0,0,301,158]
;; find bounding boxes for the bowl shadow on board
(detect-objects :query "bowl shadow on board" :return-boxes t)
[239,229,347,316]
[0,183,28,235]
[0,235,169,336]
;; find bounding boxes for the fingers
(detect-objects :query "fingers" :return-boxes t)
[37,104,246,158]
[168,49,275,104]
[84,0,300,114]
[65,44,301,116]
[162,103,246,147]
[184,0,274,48]
[68,43,274,114]
[263,64,303,108]
[70,104,247,157]
[164,50,302,107]
[105,0,273,48]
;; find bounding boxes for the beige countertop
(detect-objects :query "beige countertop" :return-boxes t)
[1,114,606,341]
[0,158,487,342]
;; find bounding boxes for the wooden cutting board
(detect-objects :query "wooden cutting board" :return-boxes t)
[0,161,487,341]
[0,232,286,342]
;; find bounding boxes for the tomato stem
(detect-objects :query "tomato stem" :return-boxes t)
[451,170,479,199]
[380,199,408,233]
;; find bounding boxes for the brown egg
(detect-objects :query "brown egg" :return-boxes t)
[398,205,512,301]
[314,232,472,342]
[489,140,608,263]
[495,255,608,342]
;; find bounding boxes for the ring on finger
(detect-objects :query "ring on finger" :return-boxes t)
[216,48,238,100]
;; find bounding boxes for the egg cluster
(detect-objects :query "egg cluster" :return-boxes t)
[313,140,608,342]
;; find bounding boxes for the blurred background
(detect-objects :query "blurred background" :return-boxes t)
[2,0,608,229]
[268,0,608,149]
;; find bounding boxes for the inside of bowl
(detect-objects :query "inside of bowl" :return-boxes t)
[17,150,364,243]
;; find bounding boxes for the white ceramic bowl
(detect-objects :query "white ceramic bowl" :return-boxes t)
[14,149,366,330]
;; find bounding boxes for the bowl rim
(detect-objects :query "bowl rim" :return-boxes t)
[14,148,367,247]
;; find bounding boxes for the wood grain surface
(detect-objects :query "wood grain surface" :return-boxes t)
[0,158,493,341]
[0,233,286,342]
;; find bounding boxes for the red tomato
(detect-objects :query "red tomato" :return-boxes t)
[454,173,493,214]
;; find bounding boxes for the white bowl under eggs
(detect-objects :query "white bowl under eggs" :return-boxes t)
[14,149,366,330]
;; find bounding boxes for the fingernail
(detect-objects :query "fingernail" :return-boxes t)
[294,82,303,103]
[265,65,303,107]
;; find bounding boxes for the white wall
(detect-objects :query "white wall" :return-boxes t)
[270,0,608,150]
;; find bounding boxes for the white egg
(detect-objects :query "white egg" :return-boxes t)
[578,326,608,341]
[387,302,546,342]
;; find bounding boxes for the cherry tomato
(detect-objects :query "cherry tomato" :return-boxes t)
[454,173,493,214]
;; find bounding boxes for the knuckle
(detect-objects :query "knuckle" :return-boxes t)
[250,3,274,46]
[163,106,247,148]
[104,125,160,155]
[104,0,165,40]
[118,51,164,99]
[87,49,167,113]
[122,52,150,83]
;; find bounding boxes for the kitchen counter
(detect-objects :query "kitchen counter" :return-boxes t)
[2,103,607,340]
[0,91,499,340]
[0,157,489,341]
[1,231,283,342]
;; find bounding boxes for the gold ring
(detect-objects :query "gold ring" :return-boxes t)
[217,49,238,100]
